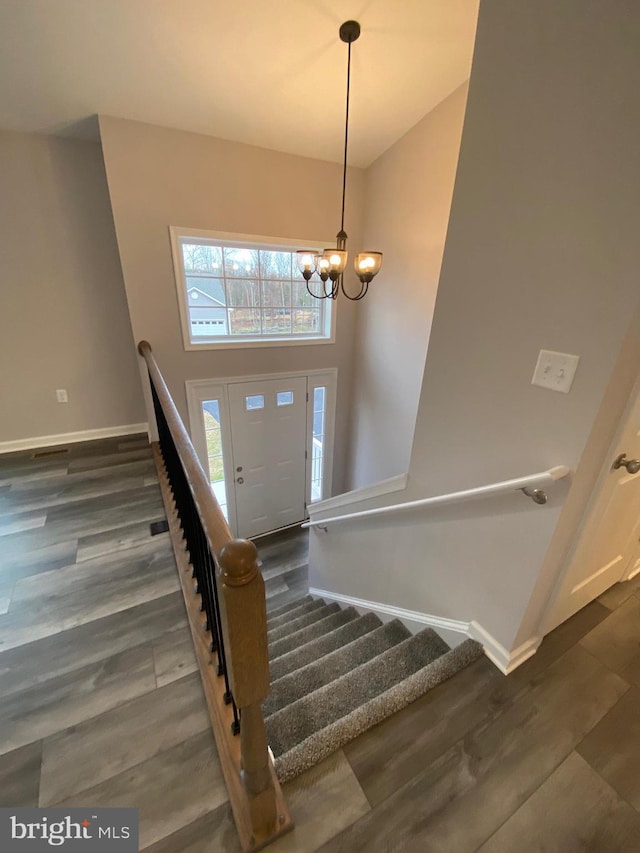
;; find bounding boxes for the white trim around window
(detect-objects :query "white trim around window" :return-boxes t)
[169,226,336,351]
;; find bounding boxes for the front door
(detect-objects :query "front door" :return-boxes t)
[228,376,308,538]
[546,377,640,630]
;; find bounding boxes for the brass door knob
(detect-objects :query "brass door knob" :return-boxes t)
[613,453,640,475]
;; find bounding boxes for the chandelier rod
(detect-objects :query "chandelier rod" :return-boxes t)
[340,38,352,235]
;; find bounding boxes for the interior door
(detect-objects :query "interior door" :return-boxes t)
[228,376,307,538]
[547,379,640,630]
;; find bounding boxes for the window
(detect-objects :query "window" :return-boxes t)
[277,391,294,406]
[170,228,333,349]
[201,399,228,521]
[311,386,326,501]
[245,394,264,411]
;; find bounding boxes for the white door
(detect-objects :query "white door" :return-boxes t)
[547,378,640,630]
[228,376,308,538]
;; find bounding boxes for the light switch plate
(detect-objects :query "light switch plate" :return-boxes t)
[531,350,580,394]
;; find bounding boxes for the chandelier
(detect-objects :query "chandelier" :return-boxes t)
[296,21,383,301]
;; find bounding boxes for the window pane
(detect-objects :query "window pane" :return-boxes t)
[292,309,320,334]
[206,428,222,457]
[262,280,291,307]
[203,400,220,422]
[182,243,222,273]
[229,307,261,335]
[313,387,326,413]
[263,309,292,334]
[311,432,324,500]
[292,282,316,308]
[201,397,228,520]
[186,277,226,305]
[313,411,325,437]
[191,318,227,337]
[277,391,294,406]
[245,394,264,410]
[224,247,259,278]
[208,454,225,481]
[227,280,259,307]
[260,250,293,279]
[211,480,228,519]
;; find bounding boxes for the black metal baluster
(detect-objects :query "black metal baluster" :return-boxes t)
[149,372,239,736]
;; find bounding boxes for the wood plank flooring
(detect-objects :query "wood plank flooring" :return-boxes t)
[2,434,640,850]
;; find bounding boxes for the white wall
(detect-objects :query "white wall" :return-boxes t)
[99,117,364,494]
[348,83,468,488]
[310,0,640,653]
[0,131,144,445]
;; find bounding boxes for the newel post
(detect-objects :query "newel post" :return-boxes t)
[217,539,277,840]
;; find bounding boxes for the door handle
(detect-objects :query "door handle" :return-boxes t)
[236,477,244,484]
[613,453,640,475]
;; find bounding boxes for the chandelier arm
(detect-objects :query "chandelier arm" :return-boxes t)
[340,39,352,234]
[305,278,331,300]
[340,277,368,301]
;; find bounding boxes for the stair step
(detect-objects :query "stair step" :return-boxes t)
[268,603,339,644]
[269,612,383,681]
[267,595,313,621]
[266,627,450,757]
[269,607,359,661]
[266,598,325,631]
[263,619,411,718]
[274,637,484,783]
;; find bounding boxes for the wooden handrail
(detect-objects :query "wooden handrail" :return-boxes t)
[138,340,292,851]
[138,339,232,555]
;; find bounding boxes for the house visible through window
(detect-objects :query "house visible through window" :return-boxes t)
[170,228,332,349]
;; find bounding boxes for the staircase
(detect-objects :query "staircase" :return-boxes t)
[264,595,483,782]
[141,339,485,851]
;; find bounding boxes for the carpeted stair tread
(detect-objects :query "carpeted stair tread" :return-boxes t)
[263,619,411,718]
[266,627,450,757]
[269,612,382,682]
[273,637,483,782]
[267,595,313,621]
[269,607,359,661]
[268,602,340,643]
[266,598,326,631]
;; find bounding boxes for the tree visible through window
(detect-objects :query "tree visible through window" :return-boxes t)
[172,231,331,347]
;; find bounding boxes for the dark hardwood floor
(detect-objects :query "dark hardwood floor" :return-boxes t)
[2,435,640,851]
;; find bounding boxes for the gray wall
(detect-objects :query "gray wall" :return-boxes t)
[99,116,364,494]
[348,83,468,488]
[0,131,144,444]
[311,0,640,652]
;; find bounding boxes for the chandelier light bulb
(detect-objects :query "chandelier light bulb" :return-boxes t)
[296,250,317,281]
[317,257,330,281]
[354,251,383,284]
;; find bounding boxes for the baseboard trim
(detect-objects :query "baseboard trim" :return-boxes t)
[308,587,470,636]
[309,587,542,675]
[0,423,149,454]
[468,621,541,674]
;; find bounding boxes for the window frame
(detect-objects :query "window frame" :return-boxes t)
[169,226,336,351]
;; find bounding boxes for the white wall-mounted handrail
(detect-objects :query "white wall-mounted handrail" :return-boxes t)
[302,466,571,530]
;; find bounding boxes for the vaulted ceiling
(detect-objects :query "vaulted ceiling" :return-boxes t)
[0,0,478,167]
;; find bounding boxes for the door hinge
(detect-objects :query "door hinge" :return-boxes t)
[306,392,309,402]
[305,449,308,459]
